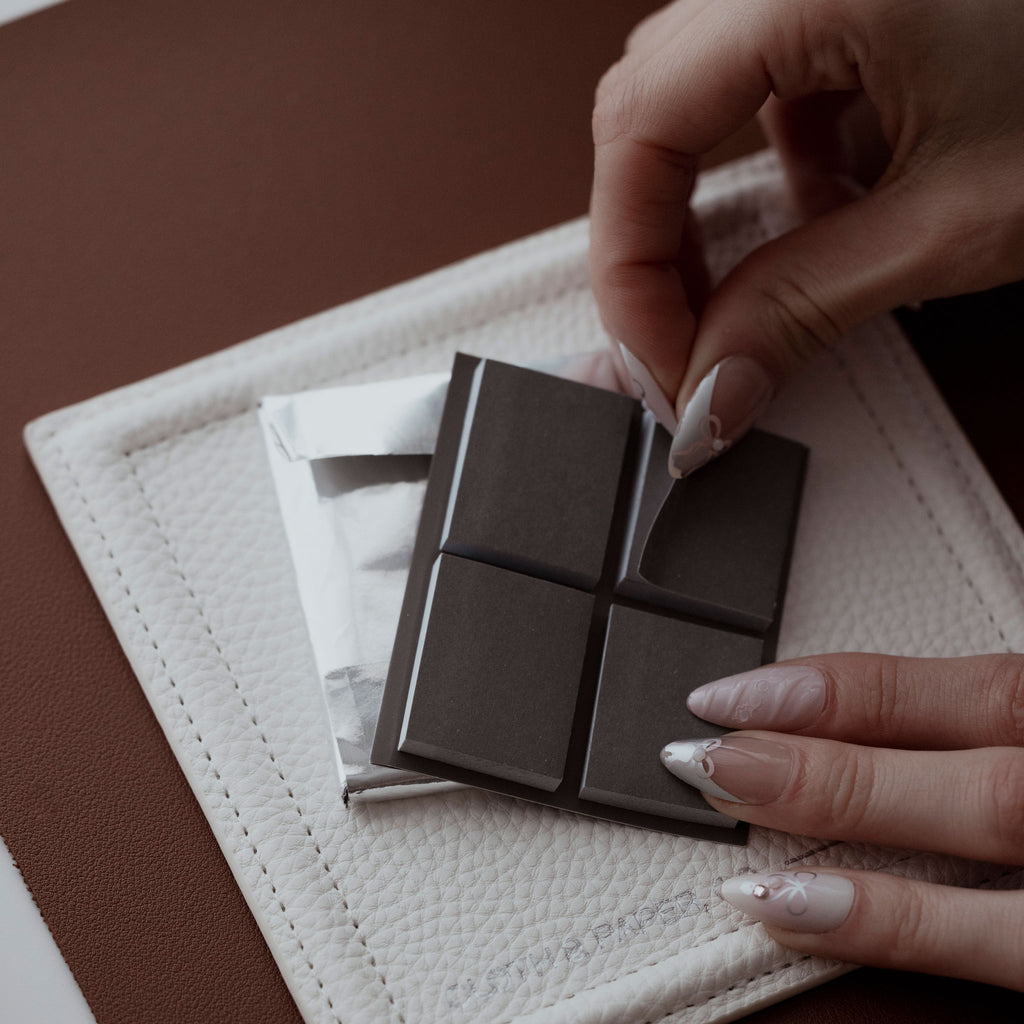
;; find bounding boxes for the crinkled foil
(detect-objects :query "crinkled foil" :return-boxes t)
[259,374,448,798]
[259,355,603,800]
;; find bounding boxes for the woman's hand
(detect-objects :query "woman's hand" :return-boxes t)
[660,652,1024,990]
[590,0,1024,477]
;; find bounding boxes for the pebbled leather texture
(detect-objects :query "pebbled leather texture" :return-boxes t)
[24,153,1024,1024]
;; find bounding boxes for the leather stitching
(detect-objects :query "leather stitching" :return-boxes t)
[21,253,588,456]
[117,280,587,458]
[645,864,1022,1024]
[659,956,816,1022]
[886,339,1024,626]
[46,434,391,1024]
[124,453,406,1024]
[832,344,1014,654]
[501,922,765,1024]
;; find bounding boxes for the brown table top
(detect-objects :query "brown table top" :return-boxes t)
[2,3,1022,1022]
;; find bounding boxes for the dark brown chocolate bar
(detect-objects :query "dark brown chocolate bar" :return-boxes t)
[371,354,807,842]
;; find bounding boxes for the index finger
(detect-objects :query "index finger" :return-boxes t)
[589,0,861,397]
[588,7,772,397]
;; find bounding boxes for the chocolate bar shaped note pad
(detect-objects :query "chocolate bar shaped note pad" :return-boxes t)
[371,355,807,843]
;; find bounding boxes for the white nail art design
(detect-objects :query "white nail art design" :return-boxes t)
[660,738,740,801]
[721,871,855,933]
[687,666,827,730]
[673,412,731,463]
[731,678,773,724]
[749,871,818,914]
[617,343,678,432]
[669,356,774,478]
[668,364,719,478]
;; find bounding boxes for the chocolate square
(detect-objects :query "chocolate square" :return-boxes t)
[441,360,634,589]
[398,555,592,791]
[580,606,762,824]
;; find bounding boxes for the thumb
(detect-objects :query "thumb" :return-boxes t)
[667,175,944,478]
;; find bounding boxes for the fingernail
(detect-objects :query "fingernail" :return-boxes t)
[668,356,774,478]
[720,871,854,933]
[618,343,678,432]
[687,666,827,731]
[660,735,792,803]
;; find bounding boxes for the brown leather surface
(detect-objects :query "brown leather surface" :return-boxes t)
[1,2,1020,1022]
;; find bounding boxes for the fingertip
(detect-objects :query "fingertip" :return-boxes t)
[617,342,678,431]
[726,871,1024,990]
[668,355,774,478]
[719,870,855,934]
[589,131,705,400]
[685,666,828,732]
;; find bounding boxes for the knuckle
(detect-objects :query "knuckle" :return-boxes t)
[592,61,635,146]
[892,148,1024,295]
[786,746,875,837]
[589,259,643,312]
[825,750,876,834]
[981,653,1024,746]
[593,61,621,111]
[937,160,1022,271]
[983,750,1024,863]
[753,272,845,364]
[933,206,1003,289]
[593,63,668,152]
[857,656,910,734]
[888,889,931,962]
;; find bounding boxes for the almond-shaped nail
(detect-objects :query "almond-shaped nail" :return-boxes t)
[660,735,792,803]
[720,871,855,933]
[617,343,678,432]
[687,666,827,731]
[668,355,774,478]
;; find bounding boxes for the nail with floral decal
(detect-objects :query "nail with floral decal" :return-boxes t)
[720,871,855,933]
[687,665,827,731]
[660,735,793,803]
[669,355,774,478]
[617,343,678,433]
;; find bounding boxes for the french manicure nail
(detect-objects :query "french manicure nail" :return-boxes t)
[687,666,827,731]
[617,343,678,432]
[668,356,774,478]
[660,735,793,804]
[720,870,855,933]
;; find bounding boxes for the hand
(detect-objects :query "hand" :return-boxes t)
[660,653,1024,990]
[589,0,1024,477]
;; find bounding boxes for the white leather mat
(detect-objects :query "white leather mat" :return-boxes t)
[25,153,1024,1024]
